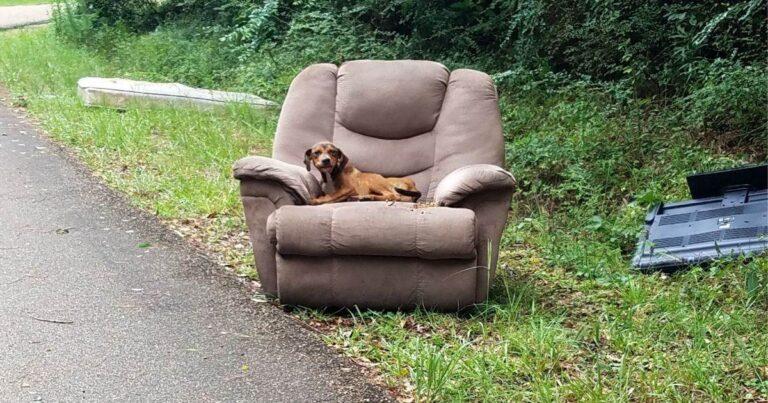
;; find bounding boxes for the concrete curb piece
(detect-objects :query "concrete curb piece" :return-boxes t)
[0,5,52,30]
[77,77,278,111]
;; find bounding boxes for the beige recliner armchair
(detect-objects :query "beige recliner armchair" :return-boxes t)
[233,60,515,311]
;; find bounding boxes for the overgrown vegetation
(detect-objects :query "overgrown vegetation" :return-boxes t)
[0,0,766,399]
[0,0,49,5]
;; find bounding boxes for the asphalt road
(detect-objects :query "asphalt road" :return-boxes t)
[0,5,52,30]
[0,100,390,401]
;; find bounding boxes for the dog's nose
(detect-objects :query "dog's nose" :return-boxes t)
[321,158,331,165]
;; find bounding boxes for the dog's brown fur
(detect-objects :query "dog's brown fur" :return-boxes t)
[304,142,421,205]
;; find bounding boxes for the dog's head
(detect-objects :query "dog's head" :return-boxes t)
[304,142,348,177]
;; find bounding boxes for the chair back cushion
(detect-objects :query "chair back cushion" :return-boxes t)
[336,60,447,139]
[272,60,504,200]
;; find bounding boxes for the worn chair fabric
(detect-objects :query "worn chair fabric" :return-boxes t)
[233,60,515,310]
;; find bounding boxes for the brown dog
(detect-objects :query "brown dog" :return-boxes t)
[304,142,421,205]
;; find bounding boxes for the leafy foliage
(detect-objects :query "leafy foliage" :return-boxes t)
[683,60,768,141]
[70,0,766,94]
[82,0,160,31]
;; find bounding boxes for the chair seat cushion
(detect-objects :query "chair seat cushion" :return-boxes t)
[267,202,476,260]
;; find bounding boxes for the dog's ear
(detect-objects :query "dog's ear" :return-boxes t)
[331,150,348,178]
[303,148,312,172]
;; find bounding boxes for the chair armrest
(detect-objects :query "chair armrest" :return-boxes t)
[233,156,321,295]
[435,164,515,303]
[233,156,321,205]
[434,164,516,206]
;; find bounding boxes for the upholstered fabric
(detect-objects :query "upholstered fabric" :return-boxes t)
[336,60,449,140]
[434,164,516,206]
[268,60,506,195]
[276,255,478,311]
[234,60,515,309]
[272,63,337,170]
[78,77,277,111]
[233,156,321,204]
[267,202,477,260]
[454,190,513,302]
[239,183,299,296]
[425,69,505,199]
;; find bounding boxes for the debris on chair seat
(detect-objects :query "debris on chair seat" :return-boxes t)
[77,77,278,111]
[411,201,438,209]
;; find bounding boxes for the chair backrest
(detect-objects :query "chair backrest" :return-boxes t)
[272,60,504,200]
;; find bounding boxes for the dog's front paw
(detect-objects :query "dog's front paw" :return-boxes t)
[308,198,321,205]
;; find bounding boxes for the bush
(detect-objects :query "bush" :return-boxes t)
[683,60,768,141]
[83,0,160,32]
[57,0,767,96]
[217,0,766,95]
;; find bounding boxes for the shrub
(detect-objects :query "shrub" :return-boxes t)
[215,0,767,96]
[83,0,161,32]
[56,0,767,95]
[682,60,768,142]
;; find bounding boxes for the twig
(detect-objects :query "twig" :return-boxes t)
[27,315,73,325]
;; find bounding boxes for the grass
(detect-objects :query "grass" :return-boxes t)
[0,0,49,5]
[1,26,767,401]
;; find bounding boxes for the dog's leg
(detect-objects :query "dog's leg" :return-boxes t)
[310,188,355,205]
[347,195,375,202]
[352,193,400,202]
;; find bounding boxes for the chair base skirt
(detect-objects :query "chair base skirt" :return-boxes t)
[276,254,479,311]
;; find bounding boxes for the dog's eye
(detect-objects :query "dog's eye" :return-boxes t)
[313,151,321,156]
[329,150,339,157]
